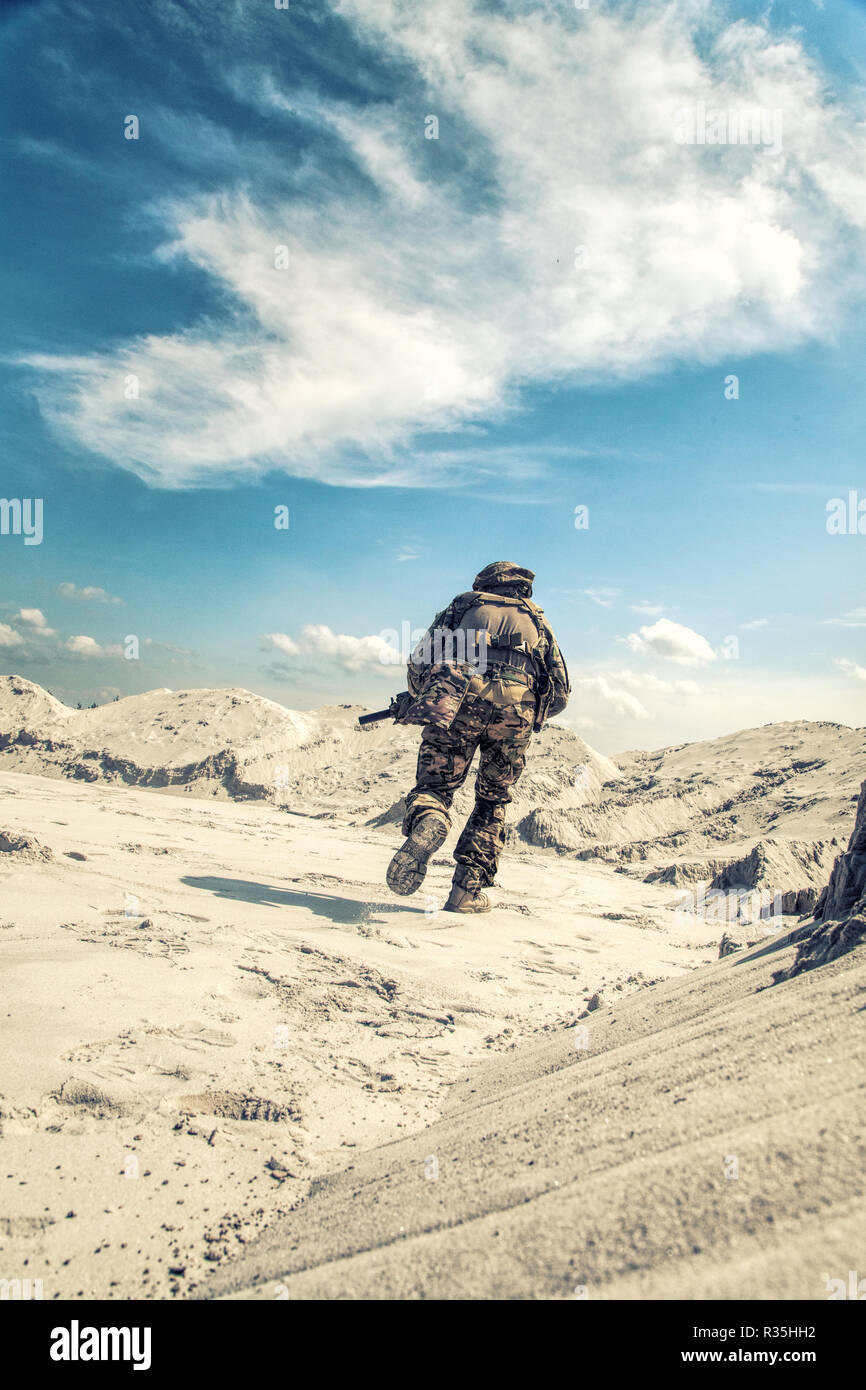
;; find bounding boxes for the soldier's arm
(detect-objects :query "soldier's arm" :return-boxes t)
[407,604,452,695]
[544,626,570,717]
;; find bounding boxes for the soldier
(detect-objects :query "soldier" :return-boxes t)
[386,561,570,913]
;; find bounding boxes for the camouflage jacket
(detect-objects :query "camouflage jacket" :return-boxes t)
[408,591,570,718]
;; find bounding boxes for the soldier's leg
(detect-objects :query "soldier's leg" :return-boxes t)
[452,705,533,890]
[402,712,482,837]
[389,709,483,897]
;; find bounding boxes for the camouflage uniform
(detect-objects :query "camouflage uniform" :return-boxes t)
[402,562,569,893]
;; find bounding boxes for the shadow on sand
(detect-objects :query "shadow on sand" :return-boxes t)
[180,875,417,922]
[732,921,814,965]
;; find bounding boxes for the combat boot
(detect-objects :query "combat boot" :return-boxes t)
[386,810,449,896]
[443,884,492,913]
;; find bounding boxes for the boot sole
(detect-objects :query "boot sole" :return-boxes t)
[444,898,492,914]
[386,815,449,896]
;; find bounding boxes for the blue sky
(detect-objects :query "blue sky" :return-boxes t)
[1,0,864,752]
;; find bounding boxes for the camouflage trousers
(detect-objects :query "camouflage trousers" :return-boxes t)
[403,680,535,891]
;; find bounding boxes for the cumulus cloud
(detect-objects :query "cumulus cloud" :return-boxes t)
[55,582,123,604]
[570,664,700,725]
[623,618,717,666]
[264,633,302,658]
[0,623,24,648]
[18,1,866,487]
[60,634,123,658]
[263,625,400,675]
[573,675,651,720]
[16,608,57,636]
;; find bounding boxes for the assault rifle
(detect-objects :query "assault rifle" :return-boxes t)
[357,691,414,727]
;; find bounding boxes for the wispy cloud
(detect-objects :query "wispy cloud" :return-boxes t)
[823,606,866,628]
[582,588,621,609]
[18,1,866,488]
[835,657,866,683]
[628,601,665,617]
[610,669,700,696]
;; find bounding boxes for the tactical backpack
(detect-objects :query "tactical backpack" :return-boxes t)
[402,590,551,732]
[445,589,548,673]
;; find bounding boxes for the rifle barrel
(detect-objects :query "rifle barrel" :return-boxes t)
[357,707,392,726]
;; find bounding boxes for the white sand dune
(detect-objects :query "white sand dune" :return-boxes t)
[0,676,317,798]
[3,675,862,851]
[0,678,863,1300]
[0,768,717,1299]
[204,929,866,1302]
[202,777,866,1301]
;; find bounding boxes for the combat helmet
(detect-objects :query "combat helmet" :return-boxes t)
[472,561,535,597]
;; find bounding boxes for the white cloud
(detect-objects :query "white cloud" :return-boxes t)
[60,634,122,659]
[16,608,57,636]
[572,715,601,731]
[0,623,24,648]
[624,618,717,666]
[264,633,302,658]
[610,669,700,696]
[19,2,866,487]
[835,657,866,683]
[568,664,699,728]
[573,675,651,720]
[55,582,123,604]
[823,606,866,628]
[628,601,665,617]
[263,625,400,675]
[739,617,769,630]
[582,588,621,608]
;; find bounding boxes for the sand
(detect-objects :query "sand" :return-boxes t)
[205,934,866,1301]
[0,677,863,1300]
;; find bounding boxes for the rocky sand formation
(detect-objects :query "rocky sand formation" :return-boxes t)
[775,780,866,979]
